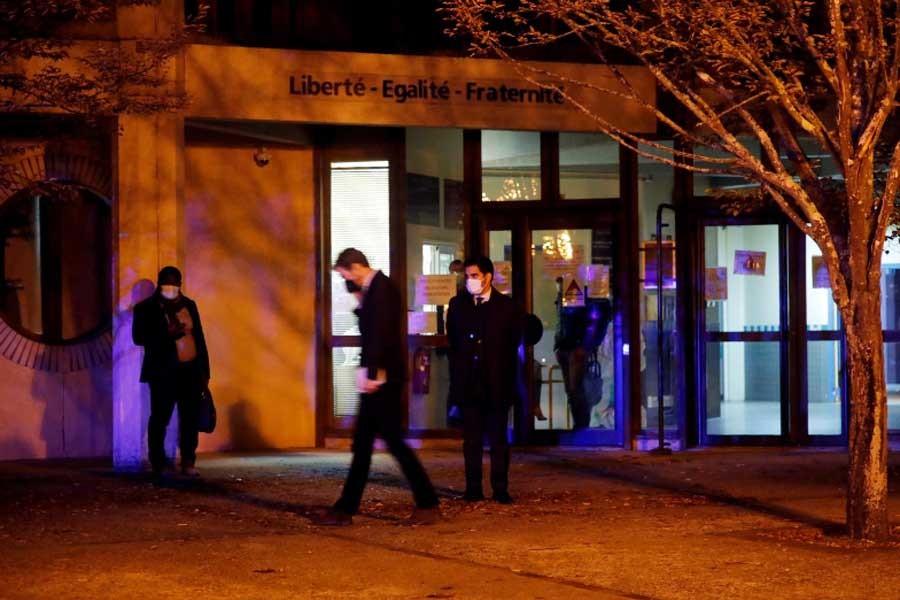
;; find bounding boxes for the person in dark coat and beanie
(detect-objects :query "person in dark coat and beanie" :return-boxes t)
[316,248,440,526]
[447,256,524,504]
[132,266,210,478]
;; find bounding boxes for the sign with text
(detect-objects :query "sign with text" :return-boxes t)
[408,311,438,335]
[733,250,767,276]
[591,227,614,263]
[583,264,610,299]
[493,261,512,295]
[542,244,585,279]
[705,267,728,301]
[561,275,585,307]
[811,256,830,289]
[414,274,458,306]
[185,45,656,132]
[640,240,676,289]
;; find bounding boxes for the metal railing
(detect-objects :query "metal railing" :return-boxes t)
[541,364,570,430]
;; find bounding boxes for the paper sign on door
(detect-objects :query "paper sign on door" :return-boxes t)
[414,274,458,306]
[811,256,830,289]
[734,250,766,276]
[561,275,585,307]
[705,267,728,301]
[582,264,610,299]
[542,244,585,279]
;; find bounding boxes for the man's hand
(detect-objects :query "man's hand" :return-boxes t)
[167,320,186,339]
[362,379,384,393]
[356,368,386,393]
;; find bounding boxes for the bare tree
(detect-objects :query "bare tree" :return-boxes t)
[444,0,899,541]
[0,0,202,192]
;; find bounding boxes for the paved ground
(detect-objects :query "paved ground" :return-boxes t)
[2,447,900,599]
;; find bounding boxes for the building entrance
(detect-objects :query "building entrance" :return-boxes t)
[698,220,848,445]
[481,209,626,446]
[700,222,788,441]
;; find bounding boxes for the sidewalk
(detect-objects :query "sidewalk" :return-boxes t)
[2,447,899,599]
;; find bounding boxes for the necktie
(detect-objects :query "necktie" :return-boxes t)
[475,297,483,306]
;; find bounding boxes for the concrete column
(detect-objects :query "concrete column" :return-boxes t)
[112,0,185,470]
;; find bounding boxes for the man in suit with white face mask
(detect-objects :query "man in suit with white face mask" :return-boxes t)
[133,266,210,479]
[447,256,524,504]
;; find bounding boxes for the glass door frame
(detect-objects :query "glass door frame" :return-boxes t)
[697,217,791,445]
[695,214,849,446]
[884,266,900,440]
[795,229,848,444]
[478,202,630,446]
[316,127,408,443]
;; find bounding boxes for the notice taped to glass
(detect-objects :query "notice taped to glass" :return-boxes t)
[811,256,830,289]
[733,250,766,276]
[705,267,728,301]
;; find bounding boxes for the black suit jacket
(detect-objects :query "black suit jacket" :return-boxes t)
[132,293,210,383]
[359,271,406,383]
[447,287,524,408]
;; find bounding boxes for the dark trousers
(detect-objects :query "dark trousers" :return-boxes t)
[148,367,202,470]
[335,382,439,514]
[462,402,510,495]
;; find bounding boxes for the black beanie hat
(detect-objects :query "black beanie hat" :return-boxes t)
[157,266,182,286]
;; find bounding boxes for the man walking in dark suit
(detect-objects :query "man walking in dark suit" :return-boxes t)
[132,266,210,479]
[318,248,440,526]
[447,256,524,504]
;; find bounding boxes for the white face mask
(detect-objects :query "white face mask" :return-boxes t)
[160,285,180,300]
[466,278,484,296]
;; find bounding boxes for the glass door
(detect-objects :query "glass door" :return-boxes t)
[805,235,845,439]
[481,210,624,446]
[530,225,620,444]
[701,223,787,441]
[328,160,392,429]
[883,237,900,435]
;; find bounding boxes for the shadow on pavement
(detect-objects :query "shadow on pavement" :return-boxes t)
[527,452,848,536]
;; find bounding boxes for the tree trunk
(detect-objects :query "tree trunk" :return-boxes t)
[844,287,890,541]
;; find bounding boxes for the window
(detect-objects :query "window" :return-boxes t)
[405,128,464,316]
[703,224,783,436]
[638,141,679,435]
[786,137,841,180]
[0,187,111,343]
[405,128,464,430]
[693,138,761,196]
[882,236,900,431]
[330,160,390,337]
[329,160,390,418]
[806,236,842,436]
[407,173,440,227]
[482,130,541,202]
[559,132,619,200]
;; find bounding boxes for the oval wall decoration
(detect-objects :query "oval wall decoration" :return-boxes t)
[0,320,112,373]
[0,143,113,373]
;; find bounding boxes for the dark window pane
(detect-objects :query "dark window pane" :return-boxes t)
[559,133,619,200]
[0,188,111,343]
[482,130,540,202]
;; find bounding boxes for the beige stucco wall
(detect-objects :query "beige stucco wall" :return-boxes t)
[185,145,317,451]
[0,360,112,460]
[1,140,318,461]
[0,141,116,462]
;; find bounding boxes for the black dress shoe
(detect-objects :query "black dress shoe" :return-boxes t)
[313,508,353,526]
[151,461,176,476]
[150,462,176,485]
[463,490,485,502]
[492,491,514,505]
